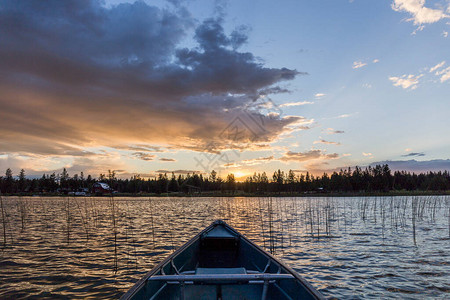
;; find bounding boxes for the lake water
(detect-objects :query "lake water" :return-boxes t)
[0,196,449,299]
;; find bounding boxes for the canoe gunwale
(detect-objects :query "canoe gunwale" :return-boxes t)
[147,273,295,282]
[220,221,325,300]
[120,221,218,300]
[120,219,325,300]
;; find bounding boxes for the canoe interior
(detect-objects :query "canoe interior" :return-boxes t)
[124,220,323,300]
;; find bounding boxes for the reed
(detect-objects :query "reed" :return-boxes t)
[324,198,330,236]
[267,197,275,254]
[448,196,450,238]
[66,196,71,244]
[277,197,284,252]
[373,197,377,223]
[3,194,448,283]
[149,197,155,246]
[109,194,118,273]
[92,197,99,229]
[315,201,320,238]
[167,207,176,252]
[411,196,418,245]
[0,191,6,247]
[381,197,386,240]
[429,196,437,222]
[17,196,27,232]
[84,197,91,233]
[307,198,313,237]
[257,197,266,248]
[74,197,90,241]
[124,199,137,270]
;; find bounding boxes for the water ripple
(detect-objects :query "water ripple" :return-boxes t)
[0,196,449,299]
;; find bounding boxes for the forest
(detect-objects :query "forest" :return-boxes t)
[0,164,449,195]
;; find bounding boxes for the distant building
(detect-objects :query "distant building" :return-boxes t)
[92,182,112,195]
[68,188,90,196]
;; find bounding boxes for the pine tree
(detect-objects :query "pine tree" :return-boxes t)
[18,169,26,192]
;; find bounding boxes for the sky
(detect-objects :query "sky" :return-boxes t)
[0,0,449,180]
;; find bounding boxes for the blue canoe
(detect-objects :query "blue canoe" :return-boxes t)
[121,220,325,300]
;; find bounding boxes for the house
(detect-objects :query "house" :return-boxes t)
[92,182,112,195]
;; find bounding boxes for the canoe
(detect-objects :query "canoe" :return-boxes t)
[121,220,325,300]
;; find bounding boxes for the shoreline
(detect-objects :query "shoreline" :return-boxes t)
[2,190,449,198]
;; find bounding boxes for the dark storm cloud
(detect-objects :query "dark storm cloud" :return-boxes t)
[175,18,301,95]
[0,0,304,156]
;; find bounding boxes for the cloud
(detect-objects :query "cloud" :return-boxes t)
[132,152,156,161]
[353,61,367,69]
[370,159,450,173]
[279,150,339,162]
[429,61,446,72]
[337,114,352,118]
[411,24,425,35]
[230,155,275,167]
[308,159,450,175]
[159,158,176,162]
[325,128,345,134]
[391,62,449,89]
[155,169,201,174]
[353,59,379,69]
[279,101,314,107]
[443,31,449,37]
[435,66,450,82]
[242,155,274,164]
[427,61,450,82]
[313,139,341,145]
[0,152,129,178]
[362,152,373,157]
[291,169,308,173]
[322,113,355,120]
[221,149,344,168]
[314,93,326,99]
[277,115,314,134]
[0,0,305,158]
[391,0,449,25]
[402,152,425,157]
[113,144,165,153]
[389,74,423,89]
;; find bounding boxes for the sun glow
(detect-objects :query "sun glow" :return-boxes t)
[232,171,249,180]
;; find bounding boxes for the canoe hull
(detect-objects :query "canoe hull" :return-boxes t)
[121,220,324,300]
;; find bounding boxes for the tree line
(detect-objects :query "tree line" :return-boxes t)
[0,165,449,195]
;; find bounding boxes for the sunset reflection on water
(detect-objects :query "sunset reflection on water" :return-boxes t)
[0,196,449,299]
